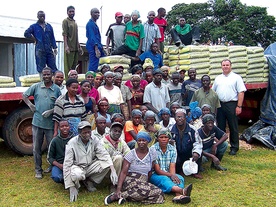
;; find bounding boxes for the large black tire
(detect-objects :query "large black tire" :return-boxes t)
[2,106,47,155]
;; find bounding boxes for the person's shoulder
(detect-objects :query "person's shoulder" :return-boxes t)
[67,136,78,145]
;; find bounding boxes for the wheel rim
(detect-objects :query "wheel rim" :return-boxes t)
[17,118,33,144]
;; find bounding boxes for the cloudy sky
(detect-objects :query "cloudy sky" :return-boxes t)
[0,0,275,43]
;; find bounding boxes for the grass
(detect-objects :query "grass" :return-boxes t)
[0,135,275,207]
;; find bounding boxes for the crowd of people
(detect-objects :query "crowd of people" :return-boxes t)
[22,5,247,205]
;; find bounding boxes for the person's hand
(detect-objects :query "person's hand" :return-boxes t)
[115,190,122,199]
[58,163,63,170]
[211,144,217,155]
[170,174,180,184]
[192,152,199,162]
[135,50,141,57]
[236,107,242,116]
[28,104,36,113]
[42,109,53,118]
[95,47,101,58]
[69,186,78,202]
[212,156,220,166]
[110,166,118,185]
[53,48,58,56]
[65,46,70,54]
[79,47,84,55]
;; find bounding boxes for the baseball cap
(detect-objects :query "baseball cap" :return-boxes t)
[113,65,124,71]
[110,122,123,129]
[115,12,123,18]
[78,121,91,129]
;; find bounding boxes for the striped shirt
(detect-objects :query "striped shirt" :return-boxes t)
[125,147,157,175]
[53,92,86,122]
[142,21,161,52]
[151,143,177,172]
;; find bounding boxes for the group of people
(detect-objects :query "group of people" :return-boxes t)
[24,6,200,78]
[22,5,247,205]
[21,57,246,204]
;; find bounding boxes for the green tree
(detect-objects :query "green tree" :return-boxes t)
[166,0,276,48]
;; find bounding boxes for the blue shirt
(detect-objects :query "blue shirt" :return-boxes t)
[23,82,61,129]
[139,51,163,70]
[86,19,103,52]
[181,79,202,106]
[151,142,177,172]
[24,22,57,52]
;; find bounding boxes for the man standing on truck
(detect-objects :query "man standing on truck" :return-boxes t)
[62,6,83,80]
[212,59,246,155]
[24,11,58,77]
[23,67,61,179]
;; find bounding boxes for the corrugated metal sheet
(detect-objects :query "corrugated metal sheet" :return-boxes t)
[14,42,65,86]
[0,15,86,44]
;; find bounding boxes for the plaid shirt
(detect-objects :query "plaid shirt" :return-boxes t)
[151,142,177,172]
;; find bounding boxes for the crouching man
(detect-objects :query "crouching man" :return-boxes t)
[101,122,130,192]
[63,121,118,202]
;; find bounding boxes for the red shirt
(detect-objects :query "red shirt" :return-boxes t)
[154,17,167,42]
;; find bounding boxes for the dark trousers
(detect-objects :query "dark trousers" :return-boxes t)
[217,101,239,151]
[170,26,200,45]
[111,45,140,67]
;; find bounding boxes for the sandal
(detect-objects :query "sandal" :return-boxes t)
[183,183,193,196]
[172,195,191,204]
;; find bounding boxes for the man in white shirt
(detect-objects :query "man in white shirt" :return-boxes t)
[212,59,246,155]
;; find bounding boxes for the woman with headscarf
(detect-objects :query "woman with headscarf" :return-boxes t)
[125,64,148,90]
[150,128,193,204]
[170,102,181,118]
[98,71,124,115]
[104,131,164,205]
[129,74,144,110]
[158,107,176,131]
[193,104,214,130]
[97,98,111,127]
[113,72,132,120]
[140,110,161,147]
[94,72,103,89]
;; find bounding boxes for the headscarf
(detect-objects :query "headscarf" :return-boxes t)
[131,10,140,18]
[157,128,172,139]
[202,114,215,124]
[66,78,79,87]
[201,104,212,110]
[95,72,103,77]
[158,107,171,117]
[160,66,170,72]
[189,101,202,119]
[143,58,154,69]
[131,74,141,81]
[114,72,122,79]
[68,69,78,77]
[131,109,142,117]
[170,102,181,110]
[104,71,114,77]
[152,69,163,75]
[175,108,186,115]
[144,110,156,120]
[85,71,96,78]
[136,131,151,143]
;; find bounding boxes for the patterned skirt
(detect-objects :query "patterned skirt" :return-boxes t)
[121,172,165,204]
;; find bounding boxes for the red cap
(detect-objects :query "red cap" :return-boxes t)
[115,12,123,18]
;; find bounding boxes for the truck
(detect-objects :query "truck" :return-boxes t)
[0,81,268,155]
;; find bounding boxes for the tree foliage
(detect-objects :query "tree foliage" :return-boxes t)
[166,0,276,48]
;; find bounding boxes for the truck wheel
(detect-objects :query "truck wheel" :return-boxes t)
[2,106,47,155]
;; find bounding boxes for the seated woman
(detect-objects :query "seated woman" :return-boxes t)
[170,102,181,118]
[97,98,111,127]
[104,131,164,205]
[129,75,144,110]
[111,113,126,141]
[94,73,103,89]
[193,104,214,130]
[79,80,97,130]
[158,107,176,131]
[150,128,193,204]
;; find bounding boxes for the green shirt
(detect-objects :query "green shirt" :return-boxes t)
[62,17,79,51]
[175,24,192,36]
[124,21,145,51]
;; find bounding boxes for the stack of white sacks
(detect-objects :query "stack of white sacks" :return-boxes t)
[0,76,16,87]
[99,55,131,81]
[164,45,268,83]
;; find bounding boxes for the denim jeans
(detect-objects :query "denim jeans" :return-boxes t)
[51,166,64,183]
[32,125,53,174]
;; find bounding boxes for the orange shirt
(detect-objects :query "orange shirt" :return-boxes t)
[124,120,143,143]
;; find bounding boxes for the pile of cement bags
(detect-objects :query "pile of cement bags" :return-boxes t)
[164,45,268,83]
[0,76,16,87]
[19,74,40,87]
